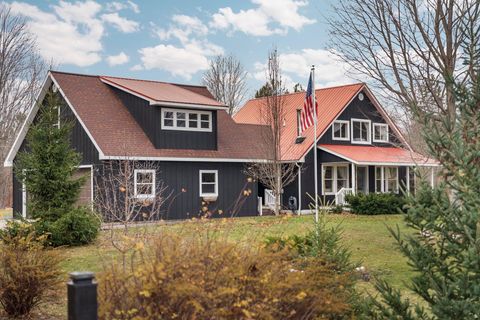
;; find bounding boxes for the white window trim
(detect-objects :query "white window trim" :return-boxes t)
[321,163,350,195]
[134,169,156,199]
[161,108,212,132]
[373,123,389,143]
[374,166,399,193]
[351,118,372,145]
[199,170,218,197]
[332,120,350,141]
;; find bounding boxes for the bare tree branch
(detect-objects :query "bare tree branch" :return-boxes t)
[0,5,47,208]
[202,54,248,115]
[244,49,298,215]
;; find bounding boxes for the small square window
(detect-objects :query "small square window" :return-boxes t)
[200,170,218,197]
[134,169,156,199]
[373,123,389,142]
[332,121,349,140]
[351,119,371,144]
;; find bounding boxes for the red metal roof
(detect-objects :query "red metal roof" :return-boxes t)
[234,83,365,161]
[319,144,438,166]
[100,76,226,107]
[51,71,268,160]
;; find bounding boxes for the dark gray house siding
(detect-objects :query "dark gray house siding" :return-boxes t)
[318,90,403,147]
[12,90,100,216]
[110,86,217,150]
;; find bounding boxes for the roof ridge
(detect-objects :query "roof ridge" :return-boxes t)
[246,82,365,102]
[100,75,207,88]
[50,70,99,78]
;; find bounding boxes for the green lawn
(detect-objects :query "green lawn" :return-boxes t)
[28,214,420,318]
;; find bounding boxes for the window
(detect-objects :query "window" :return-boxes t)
[373,123,389,142]
[199,170,218,197]
[134,169,155,198]
[332,120,349,140]
[351,119,371,144]
[375,166,398,193]
[162,108,212,132]
[322,164,349,195]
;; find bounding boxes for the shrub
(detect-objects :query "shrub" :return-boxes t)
[98,234,356,319]
[0,230,61,318]
[345,193,406,215]
[48,207,101,247]
[0,219,39,244]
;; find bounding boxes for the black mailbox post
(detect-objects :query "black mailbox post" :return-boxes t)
[68,272,98,320]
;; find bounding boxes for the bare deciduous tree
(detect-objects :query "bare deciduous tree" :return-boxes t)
[328,0,479,127]
[244,49,298,215]
[94,159,173,268]
[0,5,46,208]
[202,54,248,115]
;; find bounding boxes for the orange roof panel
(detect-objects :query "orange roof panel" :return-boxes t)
[100,76,225,107]
[234,83,365,161]
[319,145,438,166]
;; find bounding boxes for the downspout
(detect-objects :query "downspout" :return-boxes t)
[296,162,302,215]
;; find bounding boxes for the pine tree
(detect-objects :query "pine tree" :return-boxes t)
[363,73,480,318]
[15,89,84,221]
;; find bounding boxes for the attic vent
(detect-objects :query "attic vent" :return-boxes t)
[358,92,364,101]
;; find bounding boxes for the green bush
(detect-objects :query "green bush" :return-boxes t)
[345,193,406,215]
[2,208,101,247]
[48,207,101,247]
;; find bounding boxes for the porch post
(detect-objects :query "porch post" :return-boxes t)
[406,166,410,193]
[351,163,356,194]
[430,167,435,188]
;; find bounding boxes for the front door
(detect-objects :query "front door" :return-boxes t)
[356,166,369,194]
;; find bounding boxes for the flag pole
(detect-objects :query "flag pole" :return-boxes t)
[311,65,318,223]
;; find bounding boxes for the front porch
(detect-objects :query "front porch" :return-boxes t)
[318,145,439,205]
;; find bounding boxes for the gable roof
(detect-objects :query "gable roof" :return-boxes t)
[100,76,226,108]
[234,83,411,161]
[4,71,269,166]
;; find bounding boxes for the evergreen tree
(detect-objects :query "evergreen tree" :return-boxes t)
[254,82,273,98]
[363,74,480,318]
[15,89,84,221]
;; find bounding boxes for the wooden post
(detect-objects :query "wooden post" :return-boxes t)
[68,272,98,320]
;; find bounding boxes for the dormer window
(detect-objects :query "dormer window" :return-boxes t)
[351,119,371,144]
[373,123,389,142]
[332,120,349,141]
[162,108,212,132]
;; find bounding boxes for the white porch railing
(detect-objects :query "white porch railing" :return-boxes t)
[264,189,276,210]
[335,188,354,205]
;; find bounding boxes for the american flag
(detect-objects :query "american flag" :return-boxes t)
[300,72,318,133]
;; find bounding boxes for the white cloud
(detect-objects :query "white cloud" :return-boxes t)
[138,15,223,79]
[210,0,315,36]
[8,0,104,67]
[106,52,129,66]
[106,1,140,13]
[252,49,352,89]
[138,45,210,79]
[101,12,139,33]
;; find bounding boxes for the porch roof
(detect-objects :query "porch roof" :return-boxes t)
[318,144,439,166]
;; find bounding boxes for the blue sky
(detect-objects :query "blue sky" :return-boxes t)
[5,0,355,96]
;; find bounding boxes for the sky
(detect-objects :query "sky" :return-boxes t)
[4,0,357,97]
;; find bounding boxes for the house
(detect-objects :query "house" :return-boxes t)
[4,71,268,220]
[4,71,437,220]
[234,83,438,212]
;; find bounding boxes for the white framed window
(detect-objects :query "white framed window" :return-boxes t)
[373,123,389,142]
[162,108,212,132]
[199,170,218,197]
[375,166,399,193]
[332,120,350,141]
[322,164,350,195]
[351,119,371,144]
[134,169,156,199]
